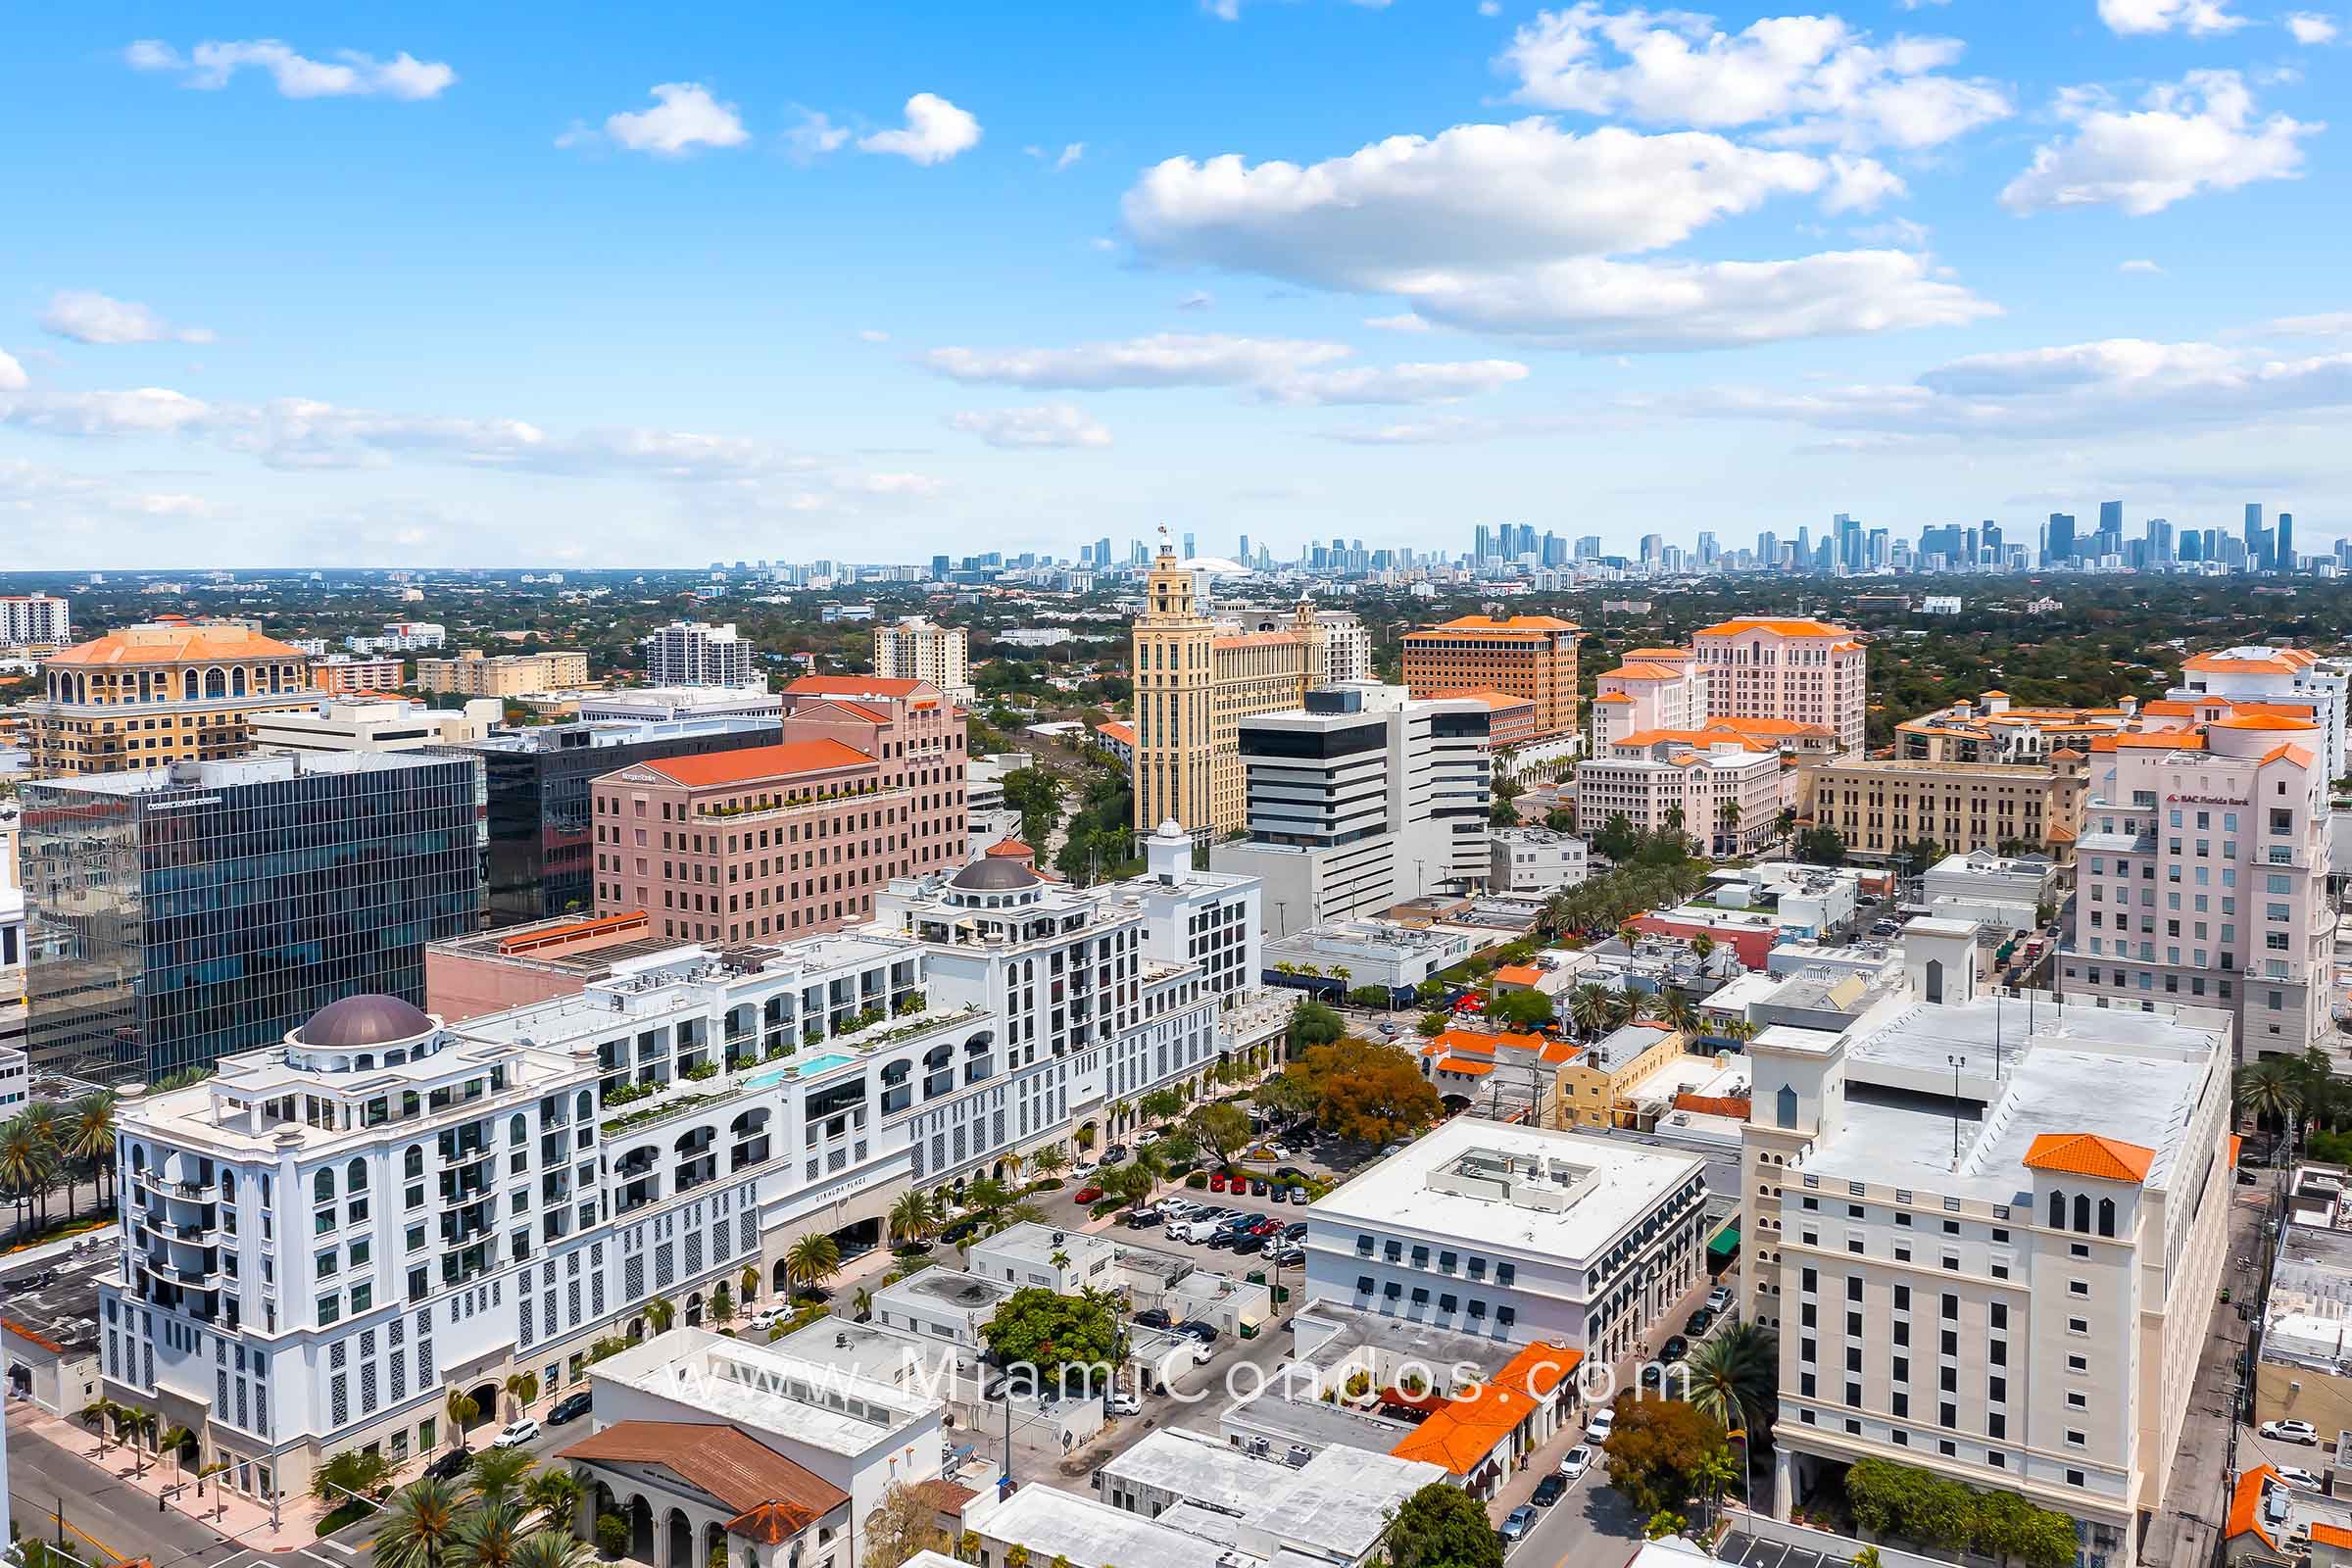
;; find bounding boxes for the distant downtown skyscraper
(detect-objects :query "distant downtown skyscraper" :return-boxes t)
[2045,512,2075,564]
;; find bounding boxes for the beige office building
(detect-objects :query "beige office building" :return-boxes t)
[416,649,591,697]
[1799,758,2082,862]
[874,616,974,706]
[27,622,315,776]
[1692,617,1867,758]
[1131,542,1326,839]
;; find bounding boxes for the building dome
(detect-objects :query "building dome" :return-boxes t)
[295,994,436,1049]
[949,856,1043,893]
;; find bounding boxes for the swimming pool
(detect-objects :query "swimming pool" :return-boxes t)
[744,1052,855,1090]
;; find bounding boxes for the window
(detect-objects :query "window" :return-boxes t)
[2069,1316,2088,1335]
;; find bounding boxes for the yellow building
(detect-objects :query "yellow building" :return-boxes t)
[1130,541,1325,838]
[1798,757,2085,861]
[27,622,314,776]
[416,649,591,697]
[1553,1020,1686,1129]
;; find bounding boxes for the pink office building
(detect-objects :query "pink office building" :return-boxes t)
[776,674,968,876]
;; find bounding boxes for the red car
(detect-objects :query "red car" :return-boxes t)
[1249,1216,1281,1237]
[1208,1174,1230,1193]
[1073,1186,1104,1203]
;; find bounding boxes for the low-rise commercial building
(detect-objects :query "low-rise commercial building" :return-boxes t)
[250,696,500,754]
[1577,736,1781,856]
[1553,1022,1686,1129]
[575,687,784,724]
[417,649,592,697]
[1490,828,1589,895]
[1920,850,2059,935]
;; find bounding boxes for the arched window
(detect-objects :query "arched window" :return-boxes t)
[346,1157,368,1191]
[577,1090,594,1120]
[1776,1084,1797,1129]
[2097,1198,2117,1238]
[314,1168,335,1202]
[511,1114,529,1147]
[2073,1194,2091,1233]
[230,666,247,697]
[2048,1190,2065,1229]
[204,666,227,699]
[405,1145,424,1180]
[1923,958,1943,1004]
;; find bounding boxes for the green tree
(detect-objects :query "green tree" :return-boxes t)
[1000,768,1065,847]
[375,1479,468,1568]
[862,1479,955,1568]
[595,1514,630,1560]
[451,1501,528,1568]
[1599,1398,1729,1517]
[502,1370,541,1422]
[1383,1481,1502,1568]
[444,1386,481,1448]
[1592,812,1642,866]
[1794,824,1846,866]
[980,1287,1119,1380]
[1682,1322,1777,1444]
[66,1091,121,1212]
[1285,1000,1347,1059]
[788,1232,844,1292]
[889,1189,938,1246]
[1291,1037,1442,1144]
[1487,988,1554,1030]
[1185,1102,1252,1165]
[523,1468,586,1531]
[313,1446,395,1506]
[466,1446,537,1509]
[1569,983,1615,1041]
[512,1536,597,1568]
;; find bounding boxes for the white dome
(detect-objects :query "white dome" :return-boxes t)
[1155,816,1184,839]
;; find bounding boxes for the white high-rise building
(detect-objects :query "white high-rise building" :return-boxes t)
[1210,684,1492,937]
[872,616,974,706]
[1691,616,1868,758]
[2170,645,2352,777]
[640,620,760,689]
[1,798,24,1053]
[1744,920,2232,1561]
[2060,707,2333,1057]
[99,843,1270,1505]
[0,593,72,646]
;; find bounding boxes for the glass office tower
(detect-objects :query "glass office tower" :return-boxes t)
[21,751,481,1084]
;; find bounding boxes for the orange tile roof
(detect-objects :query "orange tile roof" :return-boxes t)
[784,675,930,700]
[1094,720,1136,746]
[1428,1029,1496,1055]
[1607,662,1689,681]
[1980,689,2009,698]
[1430,689,1536,711]
[910,1479,979,1516]
[1436,1057,1496,1076]
[985,839,1034,857]
[1418,613,1581,634]
[561,1421,849,1536]
[2022,1133,2156,1184]
[636,738,876,788]
[2214,712,2319,731]
[2260,744,2317,768]
[2186,649,2317,672]
[495,911,650,955]
[2227,1465,2281,1550]
[1214,630,1299,649]
[1388,1344,1581,1475]
[2140,700,2201,716]
[1493,964,1545,985]
[2310,1521,2352,1549]
[1540,1040,1579,1064]
[1593,692,1635,705]
[47,623,305,666]
[1674,1094,1753,1118]
[1623,648,1690,660]
[1695,617,1852,639]
[2100,732,2205,751]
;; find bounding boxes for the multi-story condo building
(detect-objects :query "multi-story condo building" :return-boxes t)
[1210,685,1491,938]
[1691,617,1867,758]
[1799,758,2084,863]
[1401,614,1581,743]
[2171,646,2351,776]
[20,753,482,1083]
[1591,648,1706,753]
[455,715,781,928]
[1302,1116,1707,1361]
[1576,736,1781,855]
[639,621,759,690]
[1,798,24,1052]
[0,593,73,647]
[250,698,499,755]
[416,650,592,698]
[99,831,1258,1507]
[308,655,405,696]
[2060,709,2333,1057]
[365,622,447,653]
[1896,694,2152,764]
[591,739,905,944]
[28,622,316,777]
[1743,921,2231,1562]
[1131,543,1329,840]
[574,688,783,724]
[778,675,968,877]
[1230,607,1374,686]
[872,616,975,706]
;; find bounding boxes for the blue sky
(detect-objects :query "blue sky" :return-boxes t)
[2,0,2346,567]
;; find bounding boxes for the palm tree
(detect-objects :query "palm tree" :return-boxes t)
[522,1468,586,1531]
[445,1386,482,1449]
[198,1458,234,1520]
[78,1397,117,1457]
[312,1446,393,1507]
[644,1297,677,1335]
[1106,1099,1133,1138]
[1000,1151,1029,1186]
[1539,892,1575,942]
[1031,1146,1069,1179]
[66,1092,120,1215]
[1692,1447,1740,1534]
[888,1189,938,1247]
[1659,989,1698,1037]
[510,1534,597,1568]
[1684,1323,1779,1444]
[2236,1058,2304,1162]
[740,1262,761,1302]
[375,1479,467,1568]
[711,1283,737,1326]
[503,1371,541,1423]
[787,1232,842,1293]
[19,1103,63,1223]
[158,1423,199,1494]
[1691,933,1715,962]
[1715,797,1743,852]
[851,1285,875,1322]
[0,1117,51,1236]
[963,1177,1011,1214]
[1569,984,1614,1042]
[451,1501,529,1568]
[119,1405,158,1477]
[466,1446,537,1509]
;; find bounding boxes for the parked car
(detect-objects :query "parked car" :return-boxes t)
[1660,1335,1689,1362]
[1684,1307,1714,1338]
[1705,1285,1734,1313]
[1125,1208,1163,1230]
[1499,1505,1538,1544]
[941,1215,986,1245]
[1072,1185,1105,1204]
[1169,1217,1223,1244]
[1585,1408,1616,1443]
[1288,1185,1309,1202]
[1068,1162,1099,1183]
[1263,1244,1303,1265]
[1104,1145,1130,1163]
[1204,1230,1241,1250]
[1531,1474,1568,1507]
[1108,1390,1144,1416]
[547,1391,594,1425]
[491,1418,541,1449]
[1232,1234,1269,1256]
[1208,1173,1232,1193]
[2264,1419,2322,1445]
[2278,1466,2326,1491]
[424,1447,473,1481]
[1249,1215,1282,1236]
[1284,1221,1307,1240]
[1132,1310,1173,1334]
[1266,1186,1289,1203]
[1558,1446,1592,1482]
[1176,1319,1220,1344]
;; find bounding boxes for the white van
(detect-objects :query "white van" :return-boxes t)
[1169,1216,1223,1244]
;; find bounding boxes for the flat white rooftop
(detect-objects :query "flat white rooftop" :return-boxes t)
[1307,1115,1702,1263]
[591,1326,940,1454]
[975,1483,1229,1568]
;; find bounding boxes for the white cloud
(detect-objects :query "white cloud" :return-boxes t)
[1824,154,1907,212]
[1497,6,2011,150]
[0,350,26,393]
[1481,0,1503,15]
[2001,71,2317,216]
[919,332,1531,404]
[2119,258,2164,272]
[832,471,947,498]
[858,328,893,343]
[601,83,750,156]
[786,108,852,160]
[1364,313,1434,331]
[41,290,216,347]
[858,93,982,165]
[0,458,213,522]
[4,387,215,437]
[1669,334,2352,443]
[124,38,456,99]
[2288,11,2339,40]
[2095,0,2244,33]
[947,404,1114,448]
[1055,142,1086,171]
[2255,312,2352,336]
[1256,360,1531,405]
[1119,118,1991,349]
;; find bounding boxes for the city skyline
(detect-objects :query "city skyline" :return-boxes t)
[1,4,2346,567]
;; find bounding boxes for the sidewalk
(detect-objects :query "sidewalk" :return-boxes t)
[9,1402,333,1551]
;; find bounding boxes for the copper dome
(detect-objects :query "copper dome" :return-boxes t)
[295,994,436,1049]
